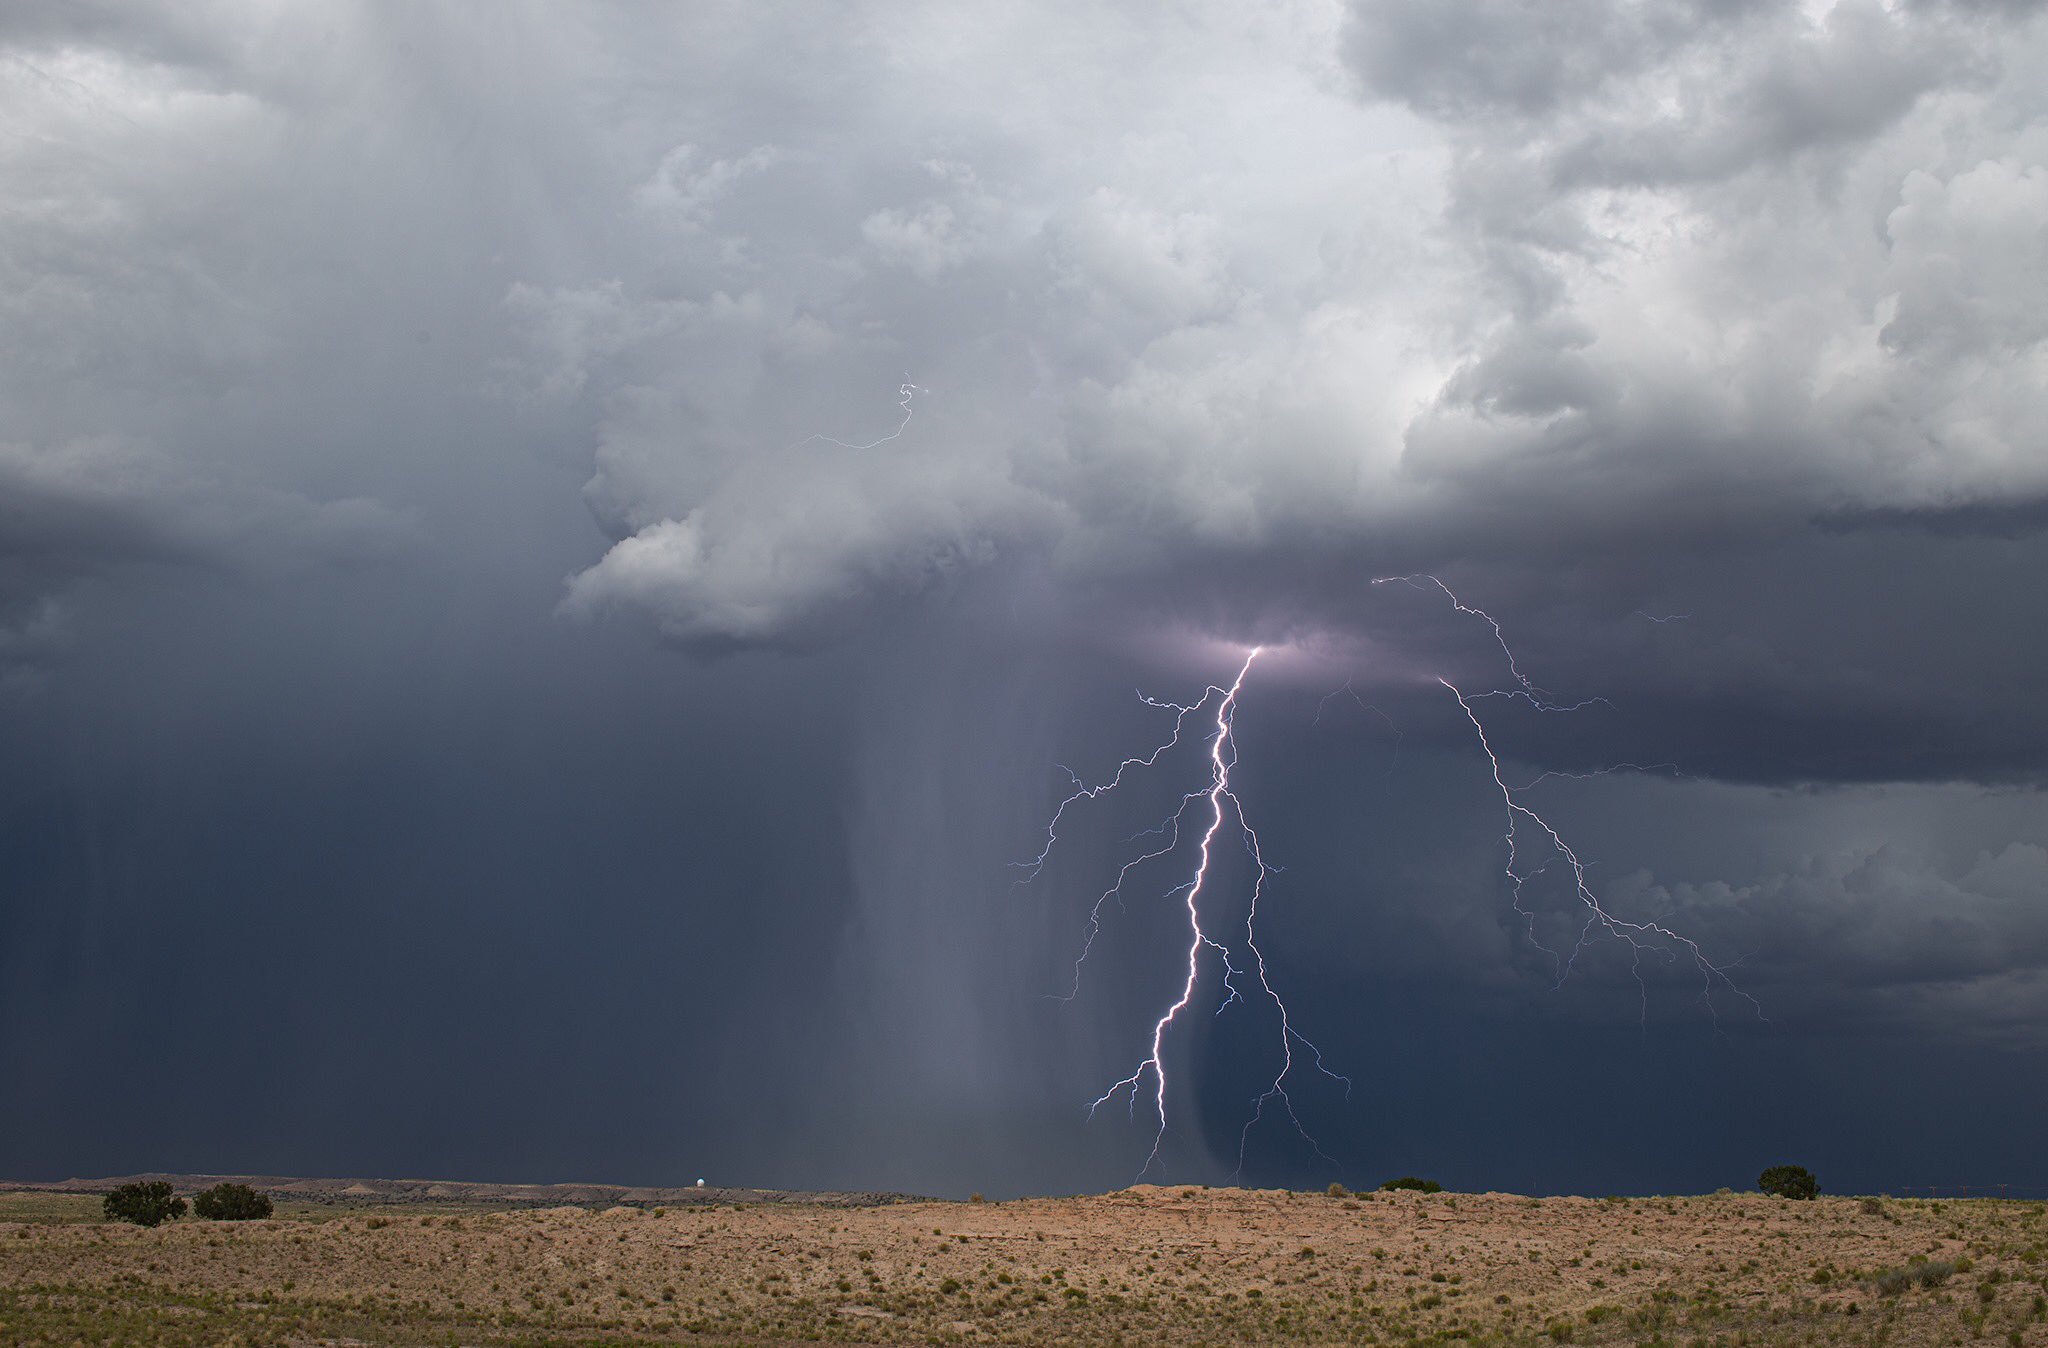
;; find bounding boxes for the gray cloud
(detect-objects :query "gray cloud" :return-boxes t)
[3,1,2047,1193]
[473,0,2048,726]
[2,2,2039,675]
[14,1,2041,691]
[0,437,408,679]
[1608,841,2048,1040]
[1342,0,1713,121]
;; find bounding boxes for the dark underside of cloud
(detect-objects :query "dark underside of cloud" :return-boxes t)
[1,0,2044,1196]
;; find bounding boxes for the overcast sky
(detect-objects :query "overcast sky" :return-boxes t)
[4,0,2046,1199]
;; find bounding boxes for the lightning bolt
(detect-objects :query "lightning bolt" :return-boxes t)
[1377,574,1607,712]
[1024,647,1346,1180]
[794,381,925,450]
[1374,575,1758,1023]
[1027,577,1748,1181]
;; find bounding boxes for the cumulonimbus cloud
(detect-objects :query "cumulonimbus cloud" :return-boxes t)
[509,0,2048,652]
[7,2,2046,766]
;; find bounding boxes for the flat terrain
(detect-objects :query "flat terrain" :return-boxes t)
[6,1174,910,1211]
[3,1181,2046,1346]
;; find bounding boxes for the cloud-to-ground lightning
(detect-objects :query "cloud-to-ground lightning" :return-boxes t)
[1026,576,1753,1180]
[1021,647,1346,1179]
[793,381,926,450]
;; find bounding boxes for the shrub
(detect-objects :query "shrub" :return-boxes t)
[1917,1260,1958,1288]
[1327,1182,1349,1198]
[102,1181,186,1227]
[1759,1165,1818,1200]
[1875,1259,1959,1294]
[1379,1176,1444,1193]
[193,1183,273,1221]
[1860,1196,1886,1216]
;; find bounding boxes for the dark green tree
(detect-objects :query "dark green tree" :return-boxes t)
[102,1181,186,1227]
[1759,1165,1819,1200]
[193,1182,273,1221]
[1378,1176,1444,1193]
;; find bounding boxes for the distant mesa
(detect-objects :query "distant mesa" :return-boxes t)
[3,1173,918,1209]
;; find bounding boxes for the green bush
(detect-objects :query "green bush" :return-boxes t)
[102,1181,185,1227]
[193,1182,273,1221]
[1758,1165,1818,1200]
[1379,1176,1444,1193]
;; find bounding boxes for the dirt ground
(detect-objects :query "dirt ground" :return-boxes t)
[3,1183,2046,1345]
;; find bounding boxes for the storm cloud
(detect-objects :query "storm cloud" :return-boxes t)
[2,1,2045,1196]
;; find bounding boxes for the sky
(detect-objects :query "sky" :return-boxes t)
[2,0,2046,1200]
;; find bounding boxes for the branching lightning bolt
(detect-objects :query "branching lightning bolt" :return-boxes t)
[1373,575,1759,1025]
[1024,576,1750,1181]
[1377,575,1608,713]
[1021,648,1346,1179]
[793,381,925,450]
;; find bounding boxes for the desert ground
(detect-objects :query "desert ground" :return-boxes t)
[3,1179,2046,1346]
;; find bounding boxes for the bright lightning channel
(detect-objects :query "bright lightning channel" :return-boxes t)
[1022,647,1347,1180]
[1026,575,1754,1180]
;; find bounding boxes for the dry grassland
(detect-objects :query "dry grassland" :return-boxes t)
[4,1184,2047,1346]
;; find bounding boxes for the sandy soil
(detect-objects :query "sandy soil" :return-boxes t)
[3,1183,2046,1345]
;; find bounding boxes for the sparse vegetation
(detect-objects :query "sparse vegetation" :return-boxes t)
[192,1181,273,1221]
[1874,1257,1960,1295]
[1759,1164,1819,1200]
[1379,1175,1443,1193]
[100,1181,184,1227]
[4,1181,2041,1345]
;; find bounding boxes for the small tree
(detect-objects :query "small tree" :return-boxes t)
[1379,1176,1444,1193]
[1759,1165,1819,1200]
[103,1181,186,1227]
[193,1182,273,1221]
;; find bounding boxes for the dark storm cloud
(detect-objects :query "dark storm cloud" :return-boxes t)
[2,2,2045,1197]
[1632,841,2048,997]
[6,1,2044,749]
[1818,496,2048,538]
[465,0,2048,798]
[0,438,407,683]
